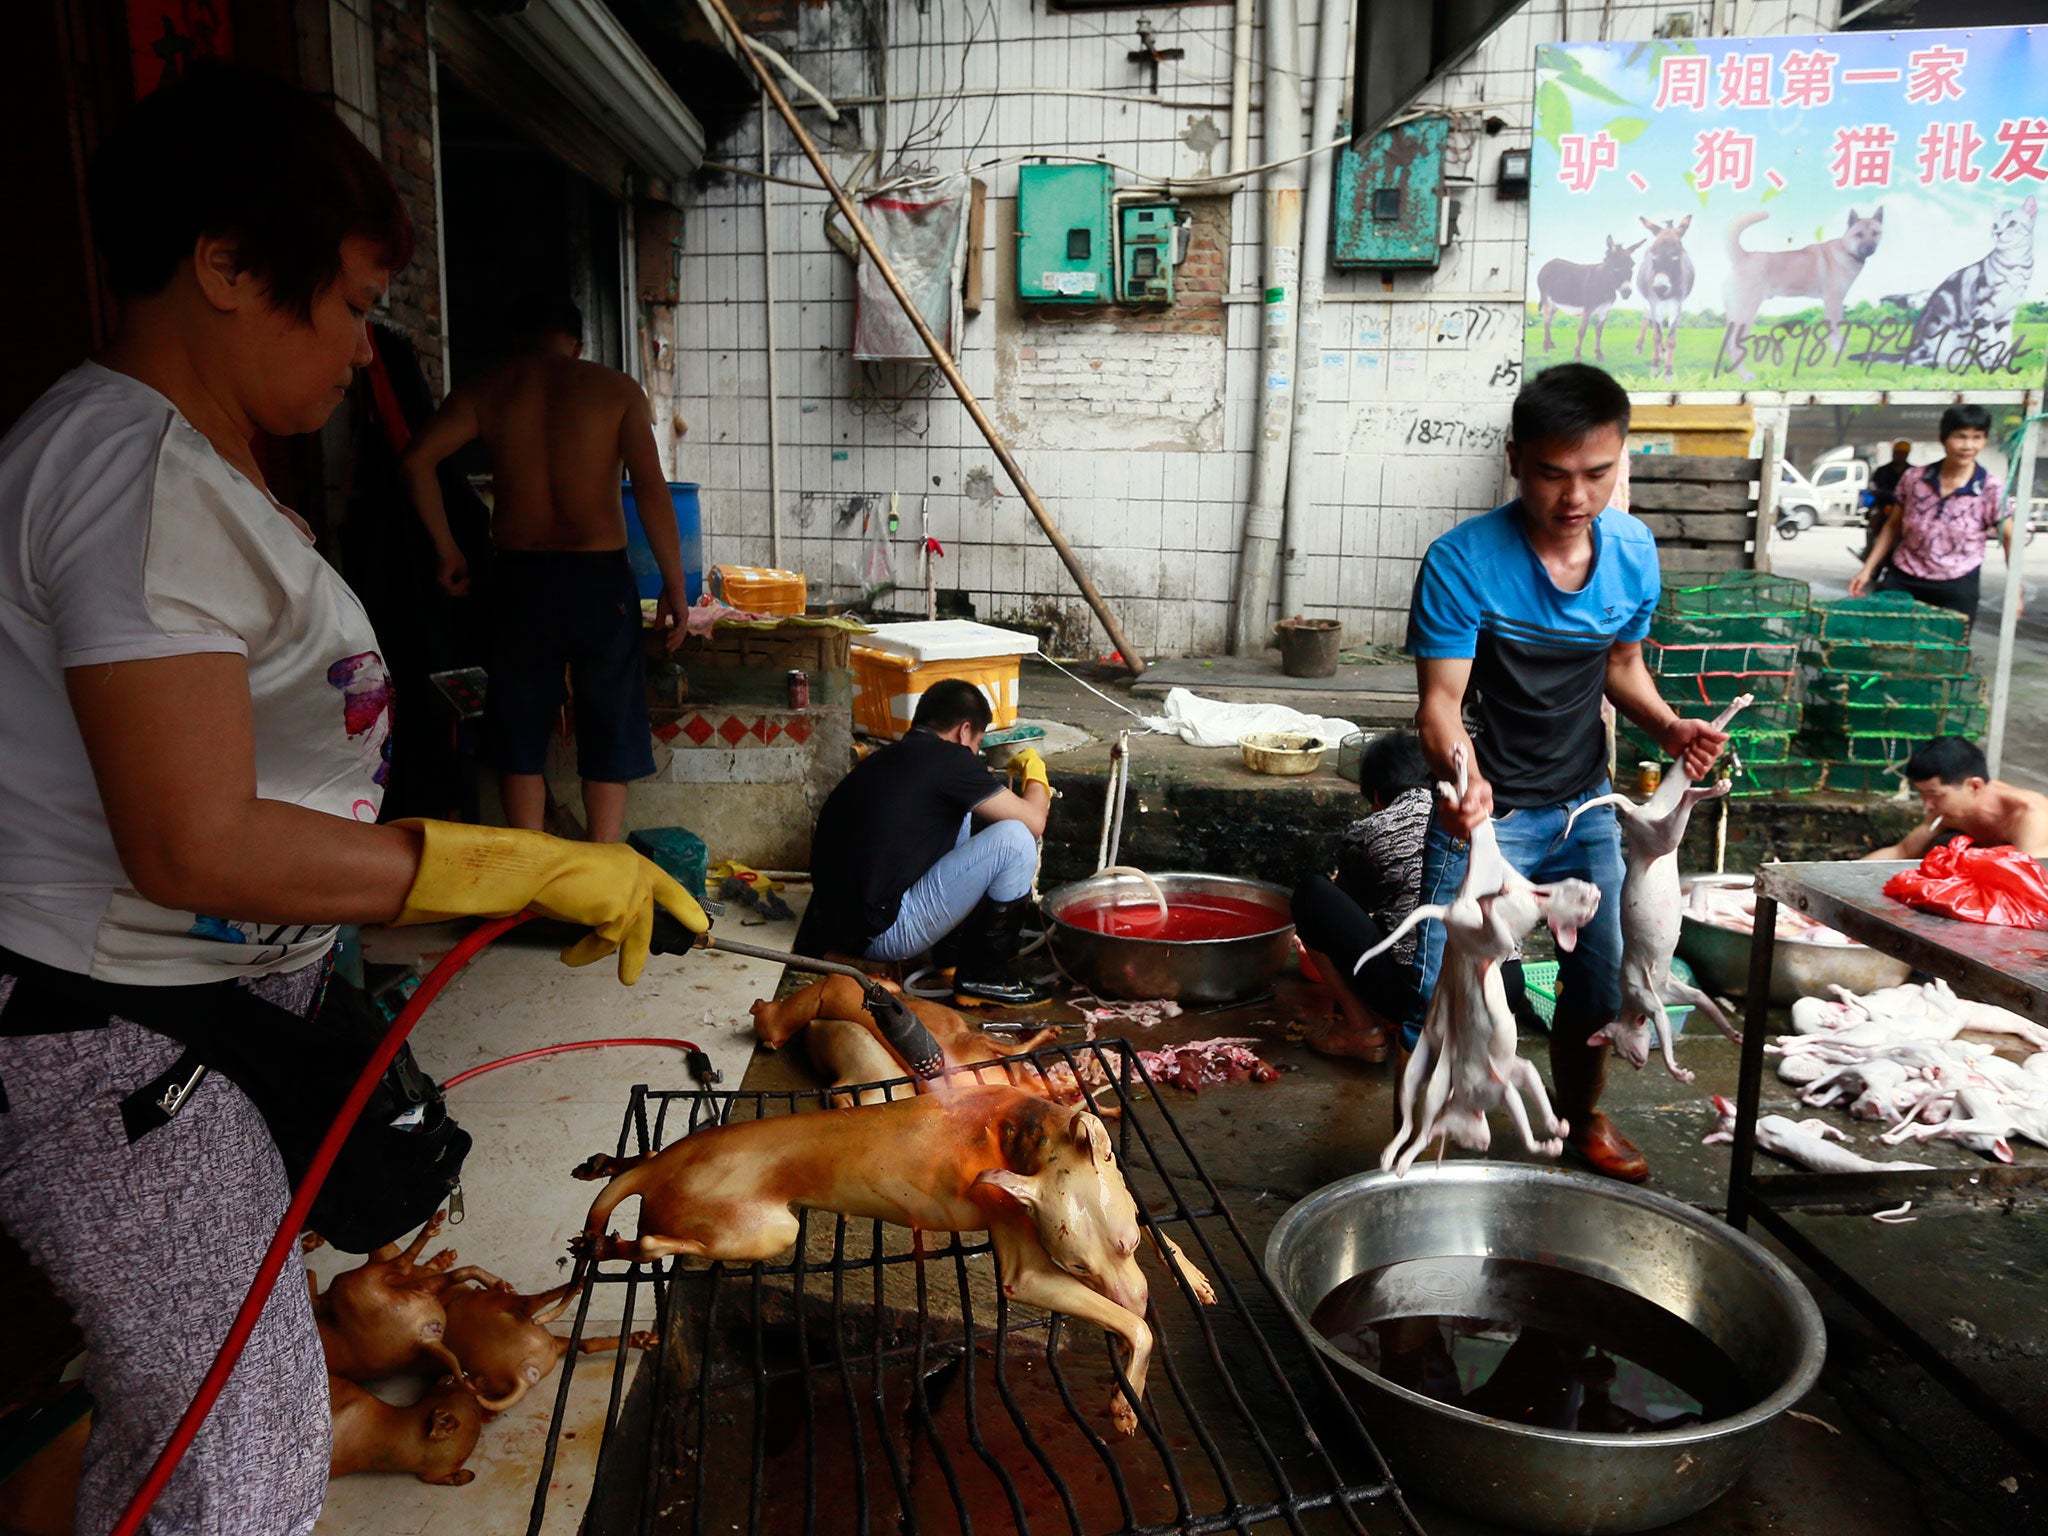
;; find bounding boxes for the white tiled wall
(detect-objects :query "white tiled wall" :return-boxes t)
[662,0,1819,655]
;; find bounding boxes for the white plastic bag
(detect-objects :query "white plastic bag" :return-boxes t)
[853,176,970,361]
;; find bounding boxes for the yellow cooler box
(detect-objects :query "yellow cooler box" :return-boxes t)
[711,564,808,616]
[850,620,1040,740]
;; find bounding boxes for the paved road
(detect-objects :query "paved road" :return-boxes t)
[1766,524,2048,793]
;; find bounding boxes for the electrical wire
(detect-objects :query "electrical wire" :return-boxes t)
[109,913,533,1536]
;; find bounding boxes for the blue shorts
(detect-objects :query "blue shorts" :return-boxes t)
[484,550,656,783]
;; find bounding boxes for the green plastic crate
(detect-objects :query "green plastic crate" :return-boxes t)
[1824,761,1909,795]
[1808,640,1974,676]
[1811,596,1969,646]
[1728,757,1825,797]
[1657,569,1812,619]
[1621,722,1798,765]
[1805,670,1981,708]
[1804,700,1987,741]
[1655,669,1801,706]
[1650,610,1814,646]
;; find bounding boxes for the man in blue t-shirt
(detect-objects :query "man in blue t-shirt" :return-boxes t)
[1404,364,1729,1182]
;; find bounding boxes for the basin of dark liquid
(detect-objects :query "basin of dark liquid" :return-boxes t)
[1060,892,1284,941]
[1309,1256,1757,1433]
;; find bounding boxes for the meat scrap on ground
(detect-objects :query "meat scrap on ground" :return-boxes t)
[1135,1037,1280,1091]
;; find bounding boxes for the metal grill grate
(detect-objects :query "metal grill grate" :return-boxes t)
[527,1040,1422,1536]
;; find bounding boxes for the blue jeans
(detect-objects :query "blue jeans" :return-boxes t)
[1401,782,1626,1052]
[865,818,1038,961]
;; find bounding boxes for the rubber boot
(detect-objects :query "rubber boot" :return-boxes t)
[951,896,1052,1008]
[1551,1024,1648,1183]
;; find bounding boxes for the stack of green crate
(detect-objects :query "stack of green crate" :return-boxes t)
[1640,571,1821,796]
[1799,594,1980,793]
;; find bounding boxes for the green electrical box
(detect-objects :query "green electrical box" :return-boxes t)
[1116,202,1180,304]
[1332,116,1449,270]
[1017,163,1112,303]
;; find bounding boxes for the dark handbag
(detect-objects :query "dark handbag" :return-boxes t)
[0,947,469,1253]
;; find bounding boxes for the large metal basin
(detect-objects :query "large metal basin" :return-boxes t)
[1677,873,1910,1006]
[1265,1163,1825,1534]
[1042,872,1293,1004]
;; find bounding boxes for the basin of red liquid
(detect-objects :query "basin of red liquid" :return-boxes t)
[1059,893,1286,942]
[1042,873,1296,1003]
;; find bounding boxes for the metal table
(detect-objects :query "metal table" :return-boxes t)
[1726,860,2048,1467]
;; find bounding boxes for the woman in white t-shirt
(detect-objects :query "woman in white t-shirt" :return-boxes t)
[0,67,704,1535]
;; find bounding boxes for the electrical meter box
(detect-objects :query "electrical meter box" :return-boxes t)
[1017,163,1112,303]
[1116,202,1181,304]
[1333,116,1450,270]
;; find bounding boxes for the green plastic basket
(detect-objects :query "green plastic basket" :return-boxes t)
[1824,760,1909,795]
[1521,957,1697,1042]
[1805,670,1981,708]
[1728,757,1826,797]
[1657,570,1812,619]
[1809,640,1974,676]
[626,825,710,899]
[1812,596,1969,646]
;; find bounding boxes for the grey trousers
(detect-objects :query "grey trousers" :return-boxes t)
[0,965,330,1536]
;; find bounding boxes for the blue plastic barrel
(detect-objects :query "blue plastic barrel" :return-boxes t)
[620,481,703,603]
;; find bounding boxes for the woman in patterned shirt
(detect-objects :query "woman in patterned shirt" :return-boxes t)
[1290,733,1436,1063]
[1850,405,2017,628]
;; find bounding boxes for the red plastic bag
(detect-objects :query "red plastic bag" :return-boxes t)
[1882,836,2048,929]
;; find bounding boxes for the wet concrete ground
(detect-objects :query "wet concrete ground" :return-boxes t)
[741,963,2048,1536]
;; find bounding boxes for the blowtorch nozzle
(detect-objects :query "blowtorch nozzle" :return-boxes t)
[862,985,947,1082]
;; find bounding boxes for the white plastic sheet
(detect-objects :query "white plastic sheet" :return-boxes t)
[853,176,970,361]
[1140,687,1359,750]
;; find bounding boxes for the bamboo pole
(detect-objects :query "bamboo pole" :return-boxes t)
[702,0,1148,675]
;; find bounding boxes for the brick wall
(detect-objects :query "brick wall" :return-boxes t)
[371,0,444,394]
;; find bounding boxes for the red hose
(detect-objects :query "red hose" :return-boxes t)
[441,1036,700,1089]
[111,913,529,1536]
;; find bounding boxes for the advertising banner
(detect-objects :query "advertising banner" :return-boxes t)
[1525,28,2048,392]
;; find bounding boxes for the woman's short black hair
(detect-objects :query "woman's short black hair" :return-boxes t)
[1939,403,1992,442]
[911,679,994,735]
[1905,735,1988,785]
[1358,730,1433,802]
[87,62,413,317]
[1511,363,1632,449]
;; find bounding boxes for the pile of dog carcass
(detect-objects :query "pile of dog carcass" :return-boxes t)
[1722,978,2048,1172]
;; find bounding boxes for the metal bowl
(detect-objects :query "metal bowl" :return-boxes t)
[1042,872,1294,1004]
[1677,873,1910,1006]
[1265,1162,1825,1534]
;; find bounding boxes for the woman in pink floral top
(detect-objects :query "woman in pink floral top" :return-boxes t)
[1851,404,2015,628]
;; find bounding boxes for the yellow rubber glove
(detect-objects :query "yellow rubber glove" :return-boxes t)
[391,820,709,984]
[1010,746,1052,794]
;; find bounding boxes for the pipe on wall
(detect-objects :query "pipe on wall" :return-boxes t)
[761,98,784,566]
[1228,0,1255,180]
[1228,0,1304,655]
[1276,0,1350,619]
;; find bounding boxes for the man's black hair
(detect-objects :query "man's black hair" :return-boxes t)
[1939,403,1992,441]
[1906,735,1988,785]
[87,61,413,318]
[531,299,585,344]
[1511,363,1632,449]
[1358,730,1432,803]
[911,679,994,735]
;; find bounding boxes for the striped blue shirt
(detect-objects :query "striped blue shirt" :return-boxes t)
[1407,502,1660,808]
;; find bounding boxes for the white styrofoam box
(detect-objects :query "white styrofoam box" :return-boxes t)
[860,619,1041,663]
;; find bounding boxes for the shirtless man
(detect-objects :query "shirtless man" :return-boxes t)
[403,302,686,842]
[1864,736,2048,860]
